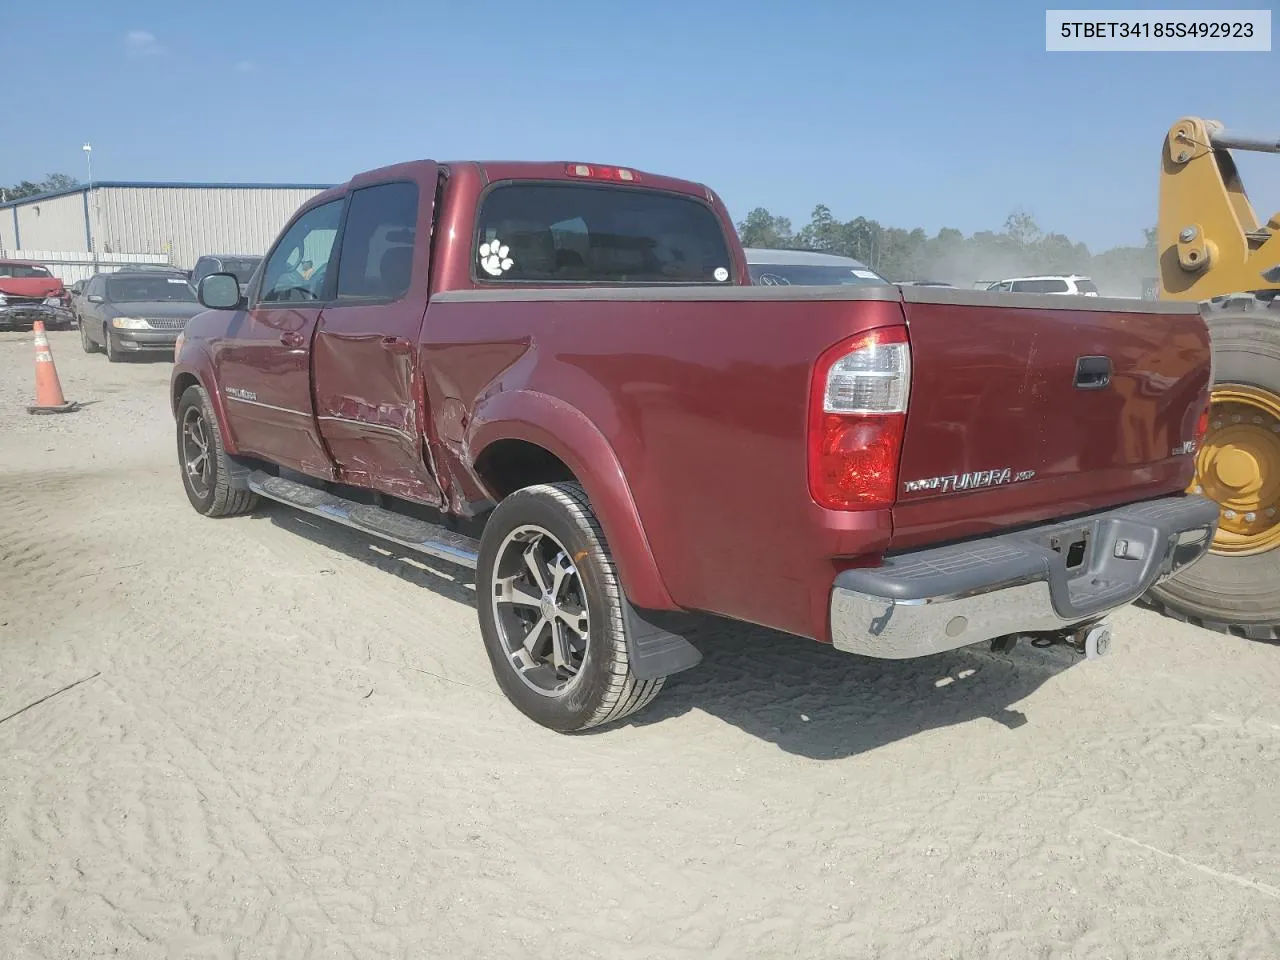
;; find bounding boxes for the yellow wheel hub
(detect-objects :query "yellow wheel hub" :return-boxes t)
[1191,384,1280,556]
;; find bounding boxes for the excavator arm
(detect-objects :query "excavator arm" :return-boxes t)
[1157,116,1280,301]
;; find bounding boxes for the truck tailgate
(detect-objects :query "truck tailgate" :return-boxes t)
[891,289,1211,551]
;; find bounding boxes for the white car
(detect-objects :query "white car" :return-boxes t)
[987,274,1099,296]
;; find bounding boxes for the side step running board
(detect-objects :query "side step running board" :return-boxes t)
[247,471,479,569]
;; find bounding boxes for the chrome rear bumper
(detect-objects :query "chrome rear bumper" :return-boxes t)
[830,495,1220,659]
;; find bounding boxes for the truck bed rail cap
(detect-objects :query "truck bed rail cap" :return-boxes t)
[431,284,901,303]
[900,284,1201,314]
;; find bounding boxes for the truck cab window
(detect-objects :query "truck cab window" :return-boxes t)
[336,181,419,301]
[475,183,732,284]
[259,200,342,303]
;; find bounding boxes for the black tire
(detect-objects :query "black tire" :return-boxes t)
[176,384,258,518]
[1146,303,1280,641]
[476,482,663,732]
[104,327,123,363]
[80,318,99,353]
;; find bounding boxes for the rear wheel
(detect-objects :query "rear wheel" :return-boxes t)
[476,482,663,732]
[1147,303,1280,640]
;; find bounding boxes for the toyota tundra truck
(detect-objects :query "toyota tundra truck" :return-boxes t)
[171,159,1219,732]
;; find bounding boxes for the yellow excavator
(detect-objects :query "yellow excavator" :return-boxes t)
[1146,117,1280,639]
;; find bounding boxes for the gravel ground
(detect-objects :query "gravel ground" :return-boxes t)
[2,330,1279,959]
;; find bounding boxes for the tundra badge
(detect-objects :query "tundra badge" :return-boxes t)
[903,467,1036,495]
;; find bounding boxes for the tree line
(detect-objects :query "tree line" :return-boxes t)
[1,173,81,202]
[737,205,1156,295]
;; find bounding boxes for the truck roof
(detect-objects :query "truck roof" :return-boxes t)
[310,160,715,205]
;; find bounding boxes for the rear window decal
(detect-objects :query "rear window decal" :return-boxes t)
[479,239,514,277]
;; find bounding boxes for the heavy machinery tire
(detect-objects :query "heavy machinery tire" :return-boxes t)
[1146,302,1280,641]
[176,384,258,518]
[476,481,664,732]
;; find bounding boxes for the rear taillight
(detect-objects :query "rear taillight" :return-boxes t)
[1195,404,1210,448]
[808,326,911,509]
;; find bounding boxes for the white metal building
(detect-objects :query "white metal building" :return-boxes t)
[0,181,332,273]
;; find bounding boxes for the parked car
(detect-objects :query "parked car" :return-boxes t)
[744,247,888,285]
[987,275,1099,296]
[0,258,71,330]
[79,271,203,361]
[190,254,262,296]
[66,279,89,326]
[109,264,189,277]
[173,159,1218,733]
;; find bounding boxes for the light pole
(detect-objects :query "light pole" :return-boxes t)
[82,143,97,273]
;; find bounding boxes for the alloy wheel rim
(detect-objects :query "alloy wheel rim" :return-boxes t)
[181,406,213,498]
[490,524,590,698]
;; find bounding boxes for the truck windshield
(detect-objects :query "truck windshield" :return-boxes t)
[221,258,262,283]
[107,276,197,302]
[475,182,733,284]
[0,264,52,278]
[748,264,887,286]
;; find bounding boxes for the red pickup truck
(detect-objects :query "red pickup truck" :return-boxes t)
[171,159,1220,732]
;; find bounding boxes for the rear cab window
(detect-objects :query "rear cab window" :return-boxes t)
[474,182,734,285]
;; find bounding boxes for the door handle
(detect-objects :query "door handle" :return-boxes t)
[1074,356,1112,390]
[383,336,412,356]
[281,331,305,348]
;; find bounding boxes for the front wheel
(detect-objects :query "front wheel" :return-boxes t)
[476,482,664,732]
[104,328,123,363]
[80,318,98,353]
[176,384,258,518]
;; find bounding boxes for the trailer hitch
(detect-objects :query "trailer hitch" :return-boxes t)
[990,621,1113,660]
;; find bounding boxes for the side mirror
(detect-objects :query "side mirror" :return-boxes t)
[199,272,244,310]
[88,295,104,304]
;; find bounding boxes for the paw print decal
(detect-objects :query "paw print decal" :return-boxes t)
[479,238,514,277]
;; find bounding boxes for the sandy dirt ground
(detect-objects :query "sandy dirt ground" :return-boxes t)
[2,330,1280,959]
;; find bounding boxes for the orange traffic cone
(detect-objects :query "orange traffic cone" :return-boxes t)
[27,320,80,415]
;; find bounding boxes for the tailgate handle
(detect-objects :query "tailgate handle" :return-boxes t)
[1074,356,1112,390]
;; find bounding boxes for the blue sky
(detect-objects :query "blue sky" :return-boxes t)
[5,0,1277,250]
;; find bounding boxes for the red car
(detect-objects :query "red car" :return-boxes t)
[0,259,71,330]
[171,159,1219,732]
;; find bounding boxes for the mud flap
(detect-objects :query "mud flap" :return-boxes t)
[622,600,703,681]
[226,454,255,492]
